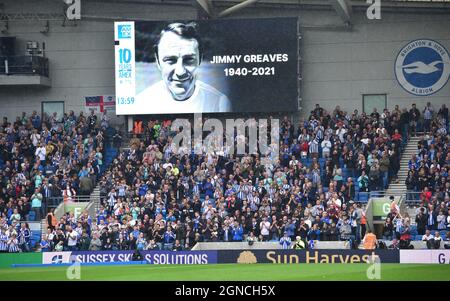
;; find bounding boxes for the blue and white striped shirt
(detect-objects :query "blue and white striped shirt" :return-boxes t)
[8,238,20,253]
[279,236,292,249]
[0,234,8,251]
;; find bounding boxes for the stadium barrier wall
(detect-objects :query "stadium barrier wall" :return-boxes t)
[400,250,450,264]
[216,250,400,264]
[40,250,400,265]
[0,253,42,268]
[42,250,218,264]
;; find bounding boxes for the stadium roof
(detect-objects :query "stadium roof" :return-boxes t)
[2,0,449,23]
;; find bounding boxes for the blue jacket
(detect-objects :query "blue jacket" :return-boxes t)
[232,226,243,241]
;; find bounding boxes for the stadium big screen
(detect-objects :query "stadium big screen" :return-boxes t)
[114,18,299,114]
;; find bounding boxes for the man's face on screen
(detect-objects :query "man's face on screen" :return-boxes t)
[157,31,200,101]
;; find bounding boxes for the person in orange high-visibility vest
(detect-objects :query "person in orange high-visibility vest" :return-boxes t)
[363,230,378,250]
[133,120,143,135]
[361,209,367,238]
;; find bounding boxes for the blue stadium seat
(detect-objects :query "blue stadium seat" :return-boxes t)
[415,235,423,241]
[29,231,42,249]
[27,211,36,221]
[358,192,368,202]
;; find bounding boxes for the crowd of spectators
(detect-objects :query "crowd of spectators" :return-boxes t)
[2,102,448,253]
[37,104,425,253]
[408,104,449,248]
[381,102,449,249]
[0,109,120,252]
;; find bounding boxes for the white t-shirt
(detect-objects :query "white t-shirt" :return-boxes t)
[422,234,433,241]
[260,221,270,236]
[135,80,231,114]
[67,231,79,246]
[35,147,46,161]
[321,140,331,152]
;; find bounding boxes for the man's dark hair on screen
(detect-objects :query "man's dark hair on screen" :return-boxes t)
[154,22,203,63]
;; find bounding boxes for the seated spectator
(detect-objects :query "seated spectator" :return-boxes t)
[426,232,442,250]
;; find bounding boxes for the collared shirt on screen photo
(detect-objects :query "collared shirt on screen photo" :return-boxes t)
[136,80,231,113]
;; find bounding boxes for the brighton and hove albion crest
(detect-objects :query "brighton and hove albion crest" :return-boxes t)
[395,39,450,96]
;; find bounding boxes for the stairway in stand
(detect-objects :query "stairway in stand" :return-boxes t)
[385,136,420,197]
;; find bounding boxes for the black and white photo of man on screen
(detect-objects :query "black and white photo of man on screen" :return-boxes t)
[136,22,231,113]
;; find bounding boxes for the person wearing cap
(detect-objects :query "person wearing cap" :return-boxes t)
[293,236,306,249]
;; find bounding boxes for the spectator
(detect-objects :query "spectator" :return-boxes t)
[231,221,243,242]
[18,222,31,252]
[0,228,8,253]
[427,232,442,249]
[293,236,306,249]
[40,234,51,252]
[7,234,20,253]
[279,231,291,249]
[409,103,420,136]
[30,188,43,221]
[382,217,394,240]
[362,230,377,250]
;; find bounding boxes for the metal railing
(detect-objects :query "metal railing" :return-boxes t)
[403,191,426,206]
[0,55,49,77]
[46,195,92,209]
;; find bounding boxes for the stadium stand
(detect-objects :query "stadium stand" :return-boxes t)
[0,102,448,253]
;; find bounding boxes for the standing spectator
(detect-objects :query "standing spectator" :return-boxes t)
[279,231,291,249]
[259,217,270,241]
[423,102,434,133]
[7,234,20,253]
[18,223,31,252]
[231,221,243,242]
[362,230,377,250]
[357,170,369,192]
[415,208,427,236]
[30,188,43,221]
[163,226,175,250]
[437,104,448,128]
[9,209,21,224]
[89,233,102,251]
[409,103,420,136]
[40,234,51,252]
[35,142,46,165]
[321,135,332,158]
[78,231,91,251]
[379,152,391,189]
[437,210,447,231]
[383,217,394,240]
[66,226,79,251]
[0,229,8,253]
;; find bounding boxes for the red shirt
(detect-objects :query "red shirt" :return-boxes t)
[392,133,402,141]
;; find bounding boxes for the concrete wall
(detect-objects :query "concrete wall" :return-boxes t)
[0,1,449,120]
[192,241,350,250]
[234,7,450,117]
[0,0,196,120]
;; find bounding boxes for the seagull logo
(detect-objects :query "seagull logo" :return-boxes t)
[401,61,442,74]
